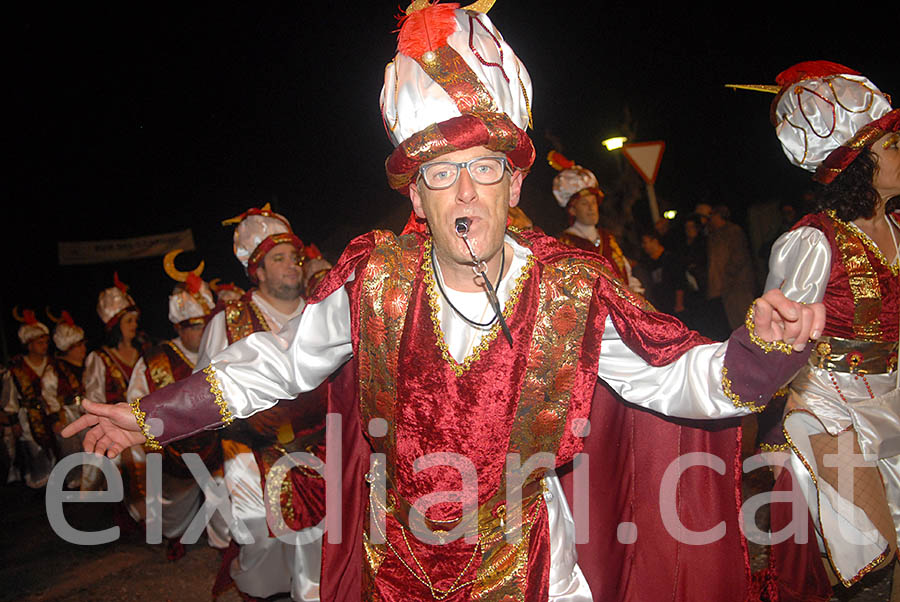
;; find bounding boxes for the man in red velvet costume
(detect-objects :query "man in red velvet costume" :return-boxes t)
[195,204,331,601]
[548,151,638,291]
[66,4,825,601]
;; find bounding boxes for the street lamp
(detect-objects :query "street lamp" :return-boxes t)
[602,136,627,151]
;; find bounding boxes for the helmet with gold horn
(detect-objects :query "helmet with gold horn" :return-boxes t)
[13,307,49,345]
[47,309,85,352]
[164,249,215,328]
[209,278,246,304]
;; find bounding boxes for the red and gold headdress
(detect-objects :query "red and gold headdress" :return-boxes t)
[548,150,604,208]
[209,279,246,304]
[97,273,139,330]
[222,203,304,283]
[164,250,215,328]
[381,1,535,194]
[728,60,898,184]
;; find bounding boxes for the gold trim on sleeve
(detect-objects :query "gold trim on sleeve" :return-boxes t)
[203,365,235,425]
[758,442,790,453]
[721,366,766,413]
[745,301,795,355]
[129,397,162,450]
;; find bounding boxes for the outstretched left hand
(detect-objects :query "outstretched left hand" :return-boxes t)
[751,289,825,352]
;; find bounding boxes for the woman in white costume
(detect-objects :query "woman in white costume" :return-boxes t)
[83,275,148,523]
[750,60,899,596]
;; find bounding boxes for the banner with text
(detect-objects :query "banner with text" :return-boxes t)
[58,229,196,265]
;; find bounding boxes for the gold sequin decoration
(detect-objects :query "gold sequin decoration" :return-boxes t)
[828,211,887,340]
[828,210,899,276]
[758,442,790,453]
[202,365,234,425]
[129,397,162,450]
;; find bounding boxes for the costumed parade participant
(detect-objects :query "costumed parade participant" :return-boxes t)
[66,4,825,600]
[42,310,88,489]
[125,251,221,559]
[197,204,330,601]
[734,61,900,599]
[209,278,247,307]
[548,150,642,293]
[2,309,54,488]
[83,274,148,524]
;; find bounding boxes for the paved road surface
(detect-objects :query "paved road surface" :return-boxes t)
[1,474,892,601]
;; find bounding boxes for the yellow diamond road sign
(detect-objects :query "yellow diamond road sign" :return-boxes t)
[622,141,665,185]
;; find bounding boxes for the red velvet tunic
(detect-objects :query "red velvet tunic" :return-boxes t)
[140,229,809,601]
[557,228,629,282]
[8,355,54,449]
[309,230,803,601]
[217,292,327,534]
[49,357,84,408]
[93,347,134,404]
[795,210,899,342]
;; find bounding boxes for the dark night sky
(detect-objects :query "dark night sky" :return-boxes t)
[5,2,897,355]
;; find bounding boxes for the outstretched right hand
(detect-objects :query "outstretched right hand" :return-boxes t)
[61,399,147,459]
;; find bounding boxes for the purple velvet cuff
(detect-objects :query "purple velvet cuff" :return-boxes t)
[139,369,230,446]
[721,326,809,414]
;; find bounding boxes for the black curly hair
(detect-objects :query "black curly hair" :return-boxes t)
[813,149,899,220]
[813,150,879,220]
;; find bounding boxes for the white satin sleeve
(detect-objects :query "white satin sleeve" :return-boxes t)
[41,368,60,413]
[596,316,746,419]
[83,351,108,404]
[126,357,150,404]
[763,226,831,303]
[210,283,354,419]
[195,312,230,372]
[1,370,20,414]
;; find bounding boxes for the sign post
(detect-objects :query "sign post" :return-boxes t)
[622,141,665,223]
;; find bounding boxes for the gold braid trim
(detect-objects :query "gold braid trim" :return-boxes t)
[721,366,766,413]
[202,365,234,425]
[745,301,794,355]
[129,397,162,450]
[165,340,195,370]
[782,409,893,586]
[758,442,790,453]
[422,238,534,377]
[828,210,900,276]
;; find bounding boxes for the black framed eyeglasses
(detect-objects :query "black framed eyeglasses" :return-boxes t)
[418,156,511,190]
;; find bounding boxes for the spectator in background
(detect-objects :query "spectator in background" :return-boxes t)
[694,202,713,228]
[679,213,711,334]
[706,204,757,337]
[639,229,685,315]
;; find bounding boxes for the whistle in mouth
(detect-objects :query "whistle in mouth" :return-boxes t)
[455,217,471,237]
